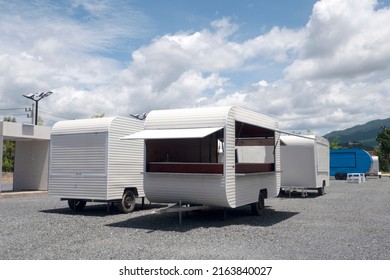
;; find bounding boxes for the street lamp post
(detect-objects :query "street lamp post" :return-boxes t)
[22,91,53,125]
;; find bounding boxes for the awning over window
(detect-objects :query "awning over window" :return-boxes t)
[121,126,223,140]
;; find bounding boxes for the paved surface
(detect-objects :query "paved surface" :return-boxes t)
[0,178,389,260]
[1,183,13,192]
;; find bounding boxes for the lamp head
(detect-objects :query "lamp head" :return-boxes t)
[23,91,53,101]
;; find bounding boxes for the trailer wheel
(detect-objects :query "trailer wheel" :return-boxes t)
[118,190,136,213]
[251,194,265,216]
[68,199,87,212]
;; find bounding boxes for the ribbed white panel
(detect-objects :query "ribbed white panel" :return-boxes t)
[280,134,329,189]
[48,177,107,199]
[225,111,236,207]
[107,117,144,199]
[49,116,144,201]
[141,106,280,208]
[145,107,231,129]
[51,117,117,135]
[231,107,279,131]
[49,132,108,199]
[144,173,228,207]
[50,133,107,174]
[235,173,277,206]
[226,109,280,207]
[274,131,281,196]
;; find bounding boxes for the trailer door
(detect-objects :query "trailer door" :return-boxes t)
[49,132,108,199]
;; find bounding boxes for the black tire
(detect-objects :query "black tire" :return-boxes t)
[251,194,265,216]
[118,190,136,213]
[68,199,87,212]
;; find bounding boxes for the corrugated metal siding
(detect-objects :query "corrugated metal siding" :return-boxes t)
[142,107,231,207]
[49,132,108,199]
[48,177,107,199]
[51,117,116,135]
[315,135,329,188]
[107,117,144,199]
[235,173,277,205]
[274,131,281,197]
[49,116,144,201]
[145,107,231,129]
[316,136,330,173]
[142,106,280,208]
[232,107,279,132]
[280,135,328,189]
[225,111,236,207]
[230,108,280,207]
[50,133,107,174]
[144,173,228,207]
[280,144,317,187]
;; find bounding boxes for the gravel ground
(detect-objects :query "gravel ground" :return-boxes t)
[0,177,389,260]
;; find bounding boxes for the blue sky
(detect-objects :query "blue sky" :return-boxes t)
[136,0,317,37]
[1,0,390,135]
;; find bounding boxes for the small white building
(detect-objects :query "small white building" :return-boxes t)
[48,117,144,213]
[0,121,51,193]
[280,135,329,196]
[123,106,281,215]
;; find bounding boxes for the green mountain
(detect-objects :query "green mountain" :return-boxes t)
[323,118,390,149]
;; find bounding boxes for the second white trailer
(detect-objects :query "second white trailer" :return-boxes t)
[123,106,281,215]
[280,135,329,196]
[49,116,144,213]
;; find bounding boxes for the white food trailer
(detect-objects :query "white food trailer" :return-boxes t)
[49,116,144,213]
[367,155,382,178]
[280,135,329,196]
[122,106,281,216]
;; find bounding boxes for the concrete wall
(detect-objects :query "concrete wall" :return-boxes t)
[13,140,49,191]
[1,121,51,192]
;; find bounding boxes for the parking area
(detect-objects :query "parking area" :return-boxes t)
[0,177,389,259]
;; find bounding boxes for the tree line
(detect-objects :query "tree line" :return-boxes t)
[2,117,16,172]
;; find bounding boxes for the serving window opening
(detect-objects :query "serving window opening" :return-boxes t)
[145,129,224,174]
[234,121,276,174]
[144,121,276,175]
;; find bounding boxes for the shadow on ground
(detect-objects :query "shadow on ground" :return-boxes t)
[278,191,325,199]
[106,206,299,233]
[40,202,168,217]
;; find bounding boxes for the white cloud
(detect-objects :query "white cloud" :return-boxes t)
[224,77,390,134]
[285,0,390,80]
[215,91,248,108]
[241,26,303,63]
[254,80,269,87]
[112,17,302,114]
[1,0,390,136]
[0,0,147,122]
